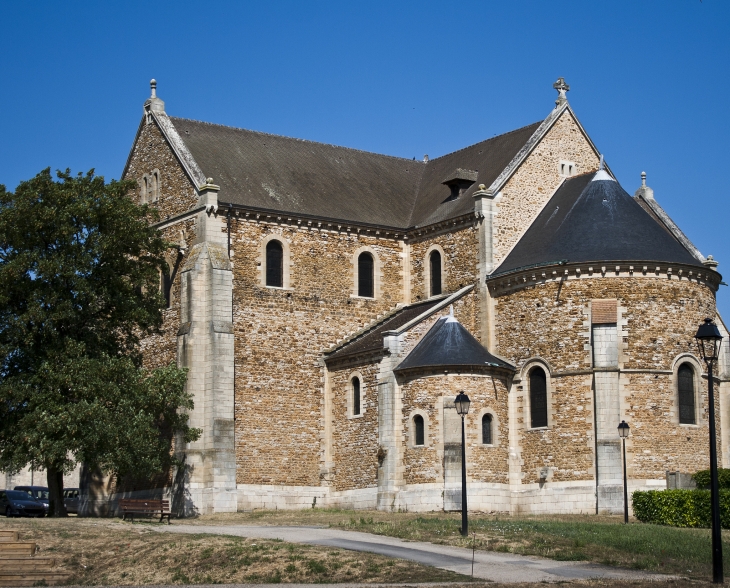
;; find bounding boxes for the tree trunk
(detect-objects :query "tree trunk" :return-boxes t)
[47,465,67,517]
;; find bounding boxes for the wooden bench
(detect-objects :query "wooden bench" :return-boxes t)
[119,499,171,524]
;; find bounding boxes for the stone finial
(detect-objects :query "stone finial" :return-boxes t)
[144,78,165,116]
[553,77,570,106]
[634,171,654,200]
[641,171,647,188]
[704,255,719,269]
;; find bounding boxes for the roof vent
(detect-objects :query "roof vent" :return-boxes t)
[442,168,478,201]
[423,154,429,162]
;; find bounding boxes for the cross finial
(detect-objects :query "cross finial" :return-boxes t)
[553,77,570,106]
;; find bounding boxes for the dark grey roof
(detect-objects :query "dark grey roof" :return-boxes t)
[395,316,513,373]
[325,298,445,362]
[493,171,704,276]
[168,117,541,229]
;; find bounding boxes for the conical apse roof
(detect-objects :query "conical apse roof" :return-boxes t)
[395,315,513,374]
[494,171,704,275]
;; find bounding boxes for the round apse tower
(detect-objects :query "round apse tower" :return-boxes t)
[487,168,723,514]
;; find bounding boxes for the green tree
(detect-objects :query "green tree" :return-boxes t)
[0,169,199,516]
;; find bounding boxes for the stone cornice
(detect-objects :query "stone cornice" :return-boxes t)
[488,260,722,295]
[222,202,476,242]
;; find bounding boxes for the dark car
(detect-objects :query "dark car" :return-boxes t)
[14,486,50,513]
[63,488,80,514]
[0,490,46,517]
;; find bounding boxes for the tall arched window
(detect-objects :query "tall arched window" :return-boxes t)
[266,240,284,287]
[140,175,149,204]
[151,170,160,203]
[358,252,374,298]
[352,377,361,416]
[678,363,696,425]
[430,250,442,296]
[529,367,548,428]
[482,414,493,445]
[161,267,173,309]
[413,414,425,446]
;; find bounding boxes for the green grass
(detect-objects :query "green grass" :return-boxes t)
[337,513,730,580]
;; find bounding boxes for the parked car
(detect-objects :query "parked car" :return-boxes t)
[14,486,49,513]
[0,490,46,517]
[63,488,80,514]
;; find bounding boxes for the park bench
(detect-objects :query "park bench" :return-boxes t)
[119,498,171,524]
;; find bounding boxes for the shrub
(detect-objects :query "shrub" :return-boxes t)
[632,489,730,528]
[691,468,730,489]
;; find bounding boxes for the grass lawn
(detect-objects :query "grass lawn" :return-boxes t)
[178,508,730,582]
[0,516,474,585]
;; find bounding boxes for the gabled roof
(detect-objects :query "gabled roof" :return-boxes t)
[395,315,514,374]
[493,171,705,276]
[155,116,543,229]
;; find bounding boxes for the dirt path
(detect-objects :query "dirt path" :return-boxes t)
[155,524,676,584]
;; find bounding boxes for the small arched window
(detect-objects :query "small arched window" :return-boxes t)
[413,414,425,446]
[529,367,548,428]
[352,377,361,416]
[266,240,284,287]
[678,363,696,425]
[482,414,493,445]
[151,171,160,203]
[429,250,442,296]
[140,175,149,204]
[358,252,374,298]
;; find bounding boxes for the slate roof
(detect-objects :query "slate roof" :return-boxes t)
[168,117,541,229]
[395,316,514,373]
[493,171,705,276]
[325,298,445,362]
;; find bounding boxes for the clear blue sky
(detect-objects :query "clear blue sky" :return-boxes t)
[1,0,728,319]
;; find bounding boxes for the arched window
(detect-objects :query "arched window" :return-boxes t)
[529,367,548,428]
[266,240,284,287]
[429,250,442,296]
[161,267,173,309]
[482,414,493,445]
[678,363,696,425]
[151,170,160,203]
[358,252,374,298]
[413,414,425,446]
[140,175,149,204]
[352,377,361,416]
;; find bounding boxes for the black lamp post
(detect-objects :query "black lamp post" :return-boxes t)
[618,420,630,524]
[455,391,471,537]
[695,317,724,584]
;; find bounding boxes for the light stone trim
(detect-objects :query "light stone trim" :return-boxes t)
[670,353,705,427]
[424,244,447,298]
[150,111,208,188]
[520,359,554,430]
[489,261,721,295]
[258,233,293,290]
[407,409,430,448]
[346,371,366,419]
[351,245,383,300]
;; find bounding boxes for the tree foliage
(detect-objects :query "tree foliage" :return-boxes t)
[0,169,199,515]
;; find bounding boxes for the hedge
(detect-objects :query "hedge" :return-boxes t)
[632,489,730,528]
[691,468,730,490]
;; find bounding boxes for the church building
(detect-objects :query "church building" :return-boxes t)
[122,78,729,516]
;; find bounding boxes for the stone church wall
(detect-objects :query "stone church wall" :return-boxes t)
[229,218,406,488]
[328,361,381,492]
[493,110,600,266]
[493,275,718,487]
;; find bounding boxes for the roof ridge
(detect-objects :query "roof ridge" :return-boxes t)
[169,116,428,165]
[428,121,542,162]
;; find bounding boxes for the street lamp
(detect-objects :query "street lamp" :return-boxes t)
[617,420,630,524]
[695,317,724,584]
[455,391,471,537]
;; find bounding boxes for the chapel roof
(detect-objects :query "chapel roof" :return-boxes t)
[493,170,705,276]
[395,314,514,374]
[167,116,541,229]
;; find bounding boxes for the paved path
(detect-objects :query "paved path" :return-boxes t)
[155,524,672,584]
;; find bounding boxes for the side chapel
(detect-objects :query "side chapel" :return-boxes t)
[122,78,730,516]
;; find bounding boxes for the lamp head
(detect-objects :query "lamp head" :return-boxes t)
[454,391,471,416]
[695,318,723,362]
[618,420,630,439]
